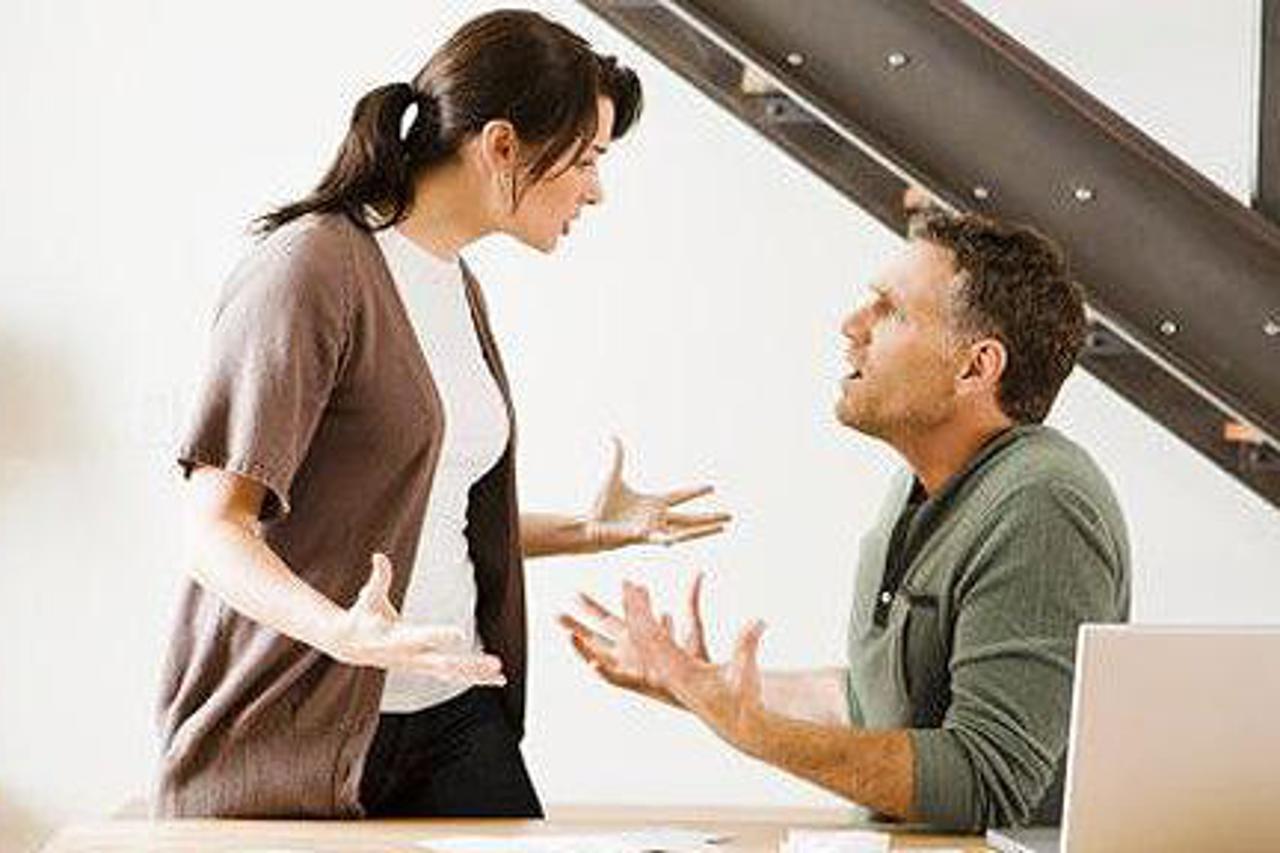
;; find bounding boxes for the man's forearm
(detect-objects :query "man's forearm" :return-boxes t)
[737,710,915,819]
[637,668,849,721]
[759,668,850,725]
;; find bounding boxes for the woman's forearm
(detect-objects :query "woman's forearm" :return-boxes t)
[186,515,347,657]
[519,512,602,558]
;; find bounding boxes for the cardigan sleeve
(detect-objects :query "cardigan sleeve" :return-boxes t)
[177,222,353,519]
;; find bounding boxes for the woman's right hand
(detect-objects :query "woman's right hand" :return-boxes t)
[329,553,506,686]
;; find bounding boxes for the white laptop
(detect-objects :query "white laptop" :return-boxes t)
[987,625,1280,853]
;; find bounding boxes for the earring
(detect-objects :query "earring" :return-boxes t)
[500,172,516,212]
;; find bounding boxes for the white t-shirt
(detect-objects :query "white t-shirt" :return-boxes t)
[373,226,510,713]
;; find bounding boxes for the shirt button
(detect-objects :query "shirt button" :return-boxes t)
[879,591,893,605]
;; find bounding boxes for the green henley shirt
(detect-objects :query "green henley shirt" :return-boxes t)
[846,424,1130,830]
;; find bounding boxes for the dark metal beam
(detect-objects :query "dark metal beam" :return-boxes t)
[1258,0,1280,222]
[1080,327,1280,502]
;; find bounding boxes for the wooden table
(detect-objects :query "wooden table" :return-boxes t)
[41,805,991,851]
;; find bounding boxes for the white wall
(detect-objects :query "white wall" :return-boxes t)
[1,1,1276,850]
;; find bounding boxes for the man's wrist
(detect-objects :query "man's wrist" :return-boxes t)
[730,701,770,758]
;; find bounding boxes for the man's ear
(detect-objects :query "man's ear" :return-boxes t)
[957,336,1007,398]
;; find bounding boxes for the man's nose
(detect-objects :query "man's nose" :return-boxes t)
[842,306,869,341]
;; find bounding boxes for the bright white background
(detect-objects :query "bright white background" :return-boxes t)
[1,1,1277,850]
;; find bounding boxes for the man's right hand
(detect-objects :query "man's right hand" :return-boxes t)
[559,571,712,707]
[329,553,506,686]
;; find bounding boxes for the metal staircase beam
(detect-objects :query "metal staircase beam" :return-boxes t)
[1258,0,1280,223]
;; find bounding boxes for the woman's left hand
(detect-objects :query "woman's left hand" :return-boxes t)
[585,437,731,549]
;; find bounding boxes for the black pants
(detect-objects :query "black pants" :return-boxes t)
[359,687,543,818]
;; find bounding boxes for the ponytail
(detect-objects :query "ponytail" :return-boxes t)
[255,82,441,233]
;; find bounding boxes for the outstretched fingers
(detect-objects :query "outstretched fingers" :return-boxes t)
[575,592,627,637]
[623,581,689,679]
[683,571,708,658]
[649,525,726,546]
[413,651,506,686]
[396,622,468,652]
[357,552,396,611]
[621,581,660,634]
[557,613,615,655]
[660,484,714,507]
[727,619,767,690]
[666,510,733,528]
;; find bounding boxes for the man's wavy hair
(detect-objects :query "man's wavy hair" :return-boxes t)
[908,208,1087,424]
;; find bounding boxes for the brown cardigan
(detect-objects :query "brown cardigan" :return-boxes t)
[155,214,526,817]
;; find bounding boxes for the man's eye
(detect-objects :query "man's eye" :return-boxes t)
[874,303,904,326]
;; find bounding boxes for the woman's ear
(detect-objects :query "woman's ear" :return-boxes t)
[957,336,1008,397]
[478,119,519,176]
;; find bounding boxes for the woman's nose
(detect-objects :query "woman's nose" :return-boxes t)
[583,174,604,206]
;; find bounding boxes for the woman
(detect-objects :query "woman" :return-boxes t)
[156,10,727,820]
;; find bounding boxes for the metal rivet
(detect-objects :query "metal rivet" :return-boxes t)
[887,52,910,69]
[785,52,805,67]
[1265,320,1280,337]
[1160,320,1179,336]
[1074,186,1096,203]
[972,186,992,201]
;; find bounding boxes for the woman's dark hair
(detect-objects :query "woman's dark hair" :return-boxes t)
[256,10,642,233]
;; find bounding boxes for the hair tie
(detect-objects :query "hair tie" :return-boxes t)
[398,84,420,143]
[399,86,441,146]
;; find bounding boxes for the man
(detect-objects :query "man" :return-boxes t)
[559,207,1130,831]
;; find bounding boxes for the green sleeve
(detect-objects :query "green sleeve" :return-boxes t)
[845,667,865,726]
[910,482,1125,830]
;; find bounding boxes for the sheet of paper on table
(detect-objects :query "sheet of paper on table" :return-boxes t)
[419,826,730,852]
[779,829,891,853]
